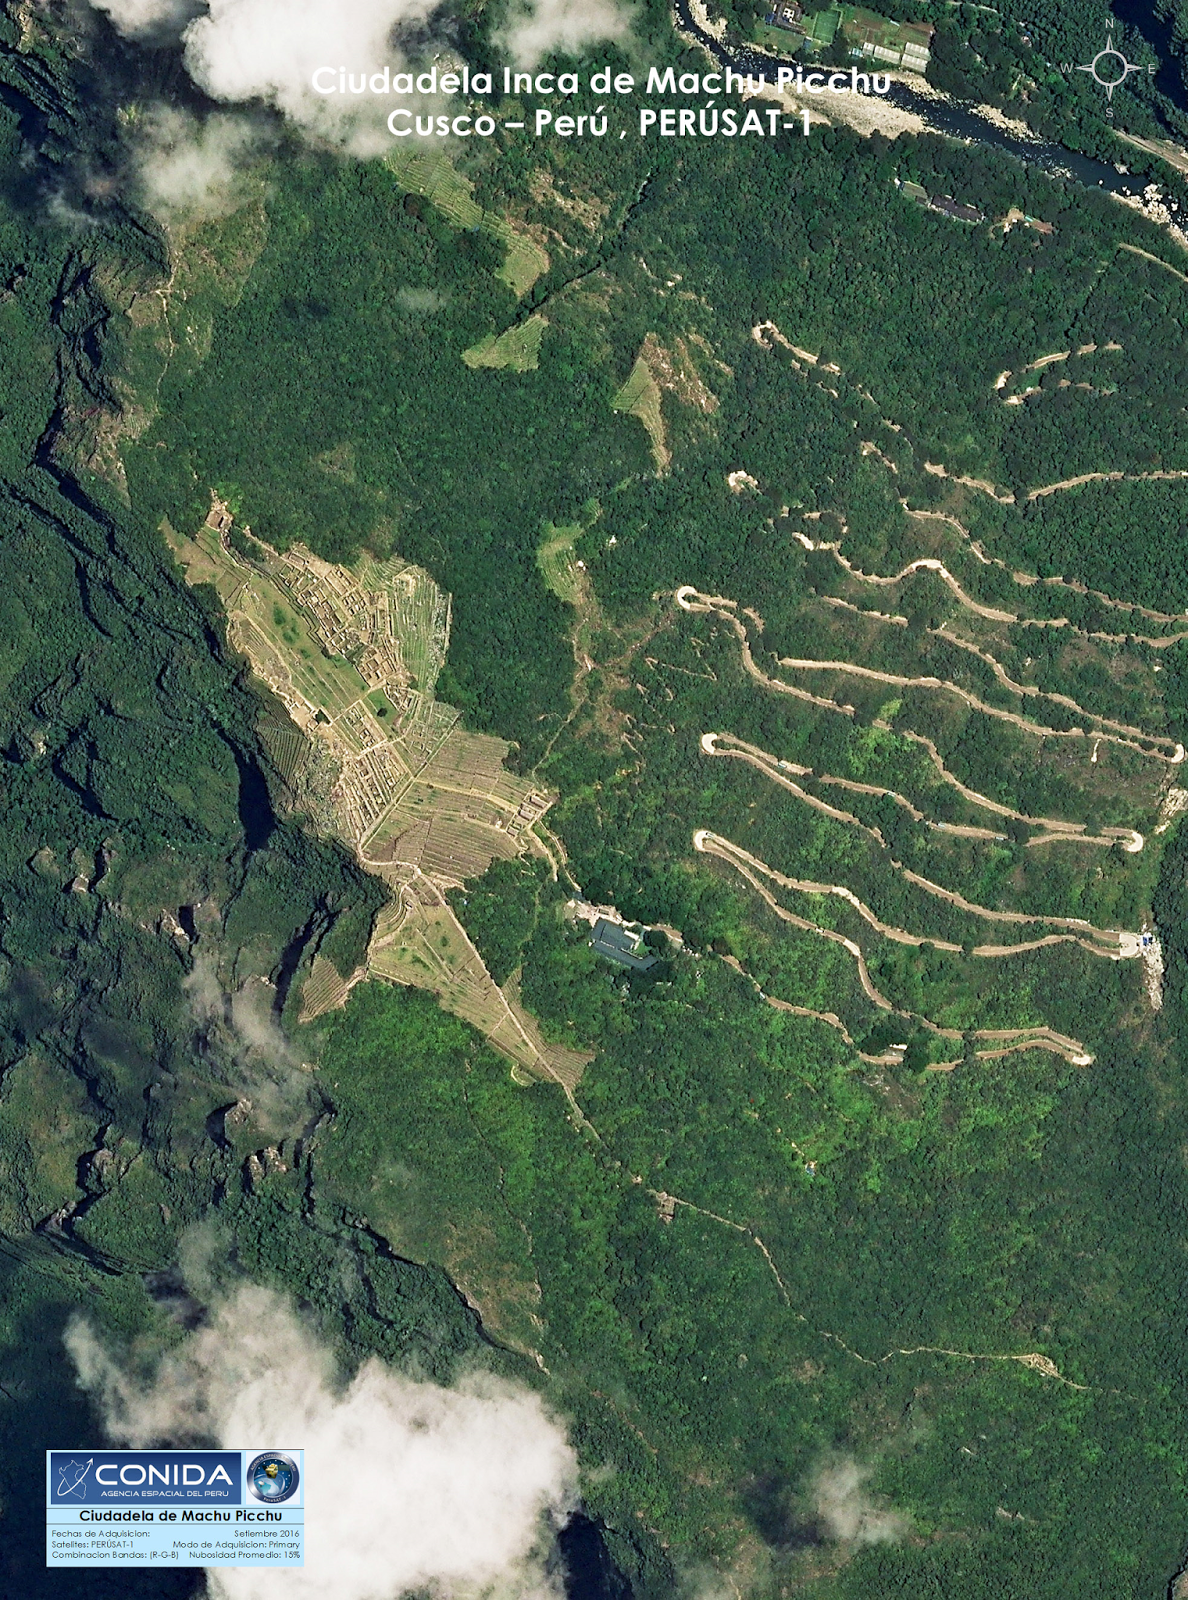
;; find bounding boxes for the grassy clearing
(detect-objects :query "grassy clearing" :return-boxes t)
[237,613,367,724]
[367,688,399,722]
[167,524,368,719]
[537,522,585,607]
[534,512,607,729]
[463,314,547,371]
[611,348,669,471]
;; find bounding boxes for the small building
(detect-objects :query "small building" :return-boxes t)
[932,195,985,224]
[590,918,658,971]
[765,0,804,30]
[897,176,984,223]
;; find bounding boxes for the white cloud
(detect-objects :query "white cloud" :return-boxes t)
[812,1457,908,1546]
[180,0,437,146]
[67,1284,579,1600]
[497,0,634,68]
[47,189,100,230]
[184,951,298,1076]
[183,951,312,1138]
[90,0,197,37]
[91,0,637,131]
[89,0,637,200]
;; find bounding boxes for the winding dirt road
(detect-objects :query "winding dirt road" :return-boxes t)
[675,587,858,714]
[700,731,1143,855]
[905,505,1188,631]
[678,584,1184,766]
[700,732,890,846]
[1027,468,1188,501]
[693,827,1135,960]
[893,726,1144,848]
[917,456,1188,505]
[794,537,1018,622]
[693,830,1094,1065]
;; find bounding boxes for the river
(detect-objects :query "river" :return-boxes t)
[672,0,1180,206]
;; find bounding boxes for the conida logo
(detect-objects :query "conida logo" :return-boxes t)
[55,1458,94,1499]
[48,1450,242,1503]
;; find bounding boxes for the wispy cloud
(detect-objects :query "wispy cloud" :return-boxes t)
[183,950,312,1139]
[133,107,262,218]
[87,0,637,216]
[497,0,634,68]
[812,1456,909,1546]
[90,0,637,134]
[181,0,436,147]
[89,0,201,38]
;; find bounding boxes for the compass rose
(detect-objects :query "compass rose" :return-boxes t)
[1075,30,1155,112]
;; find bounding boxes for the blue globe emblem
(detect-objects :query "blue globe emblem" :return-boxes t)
[246,1452,299,1503]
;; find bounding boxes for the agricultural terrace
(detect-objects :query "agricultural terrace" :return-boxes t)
[385,149,550,299]
[463,314,547,372]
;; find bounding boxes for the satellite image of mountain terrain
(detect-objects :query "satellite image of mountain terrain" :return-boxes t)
[8,0,1188,1595]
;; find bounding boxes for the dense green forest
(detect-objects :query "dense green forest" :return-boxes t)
[5,0,1188,1596]
[315,916,1188,1596]
[113,108,1188,752]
